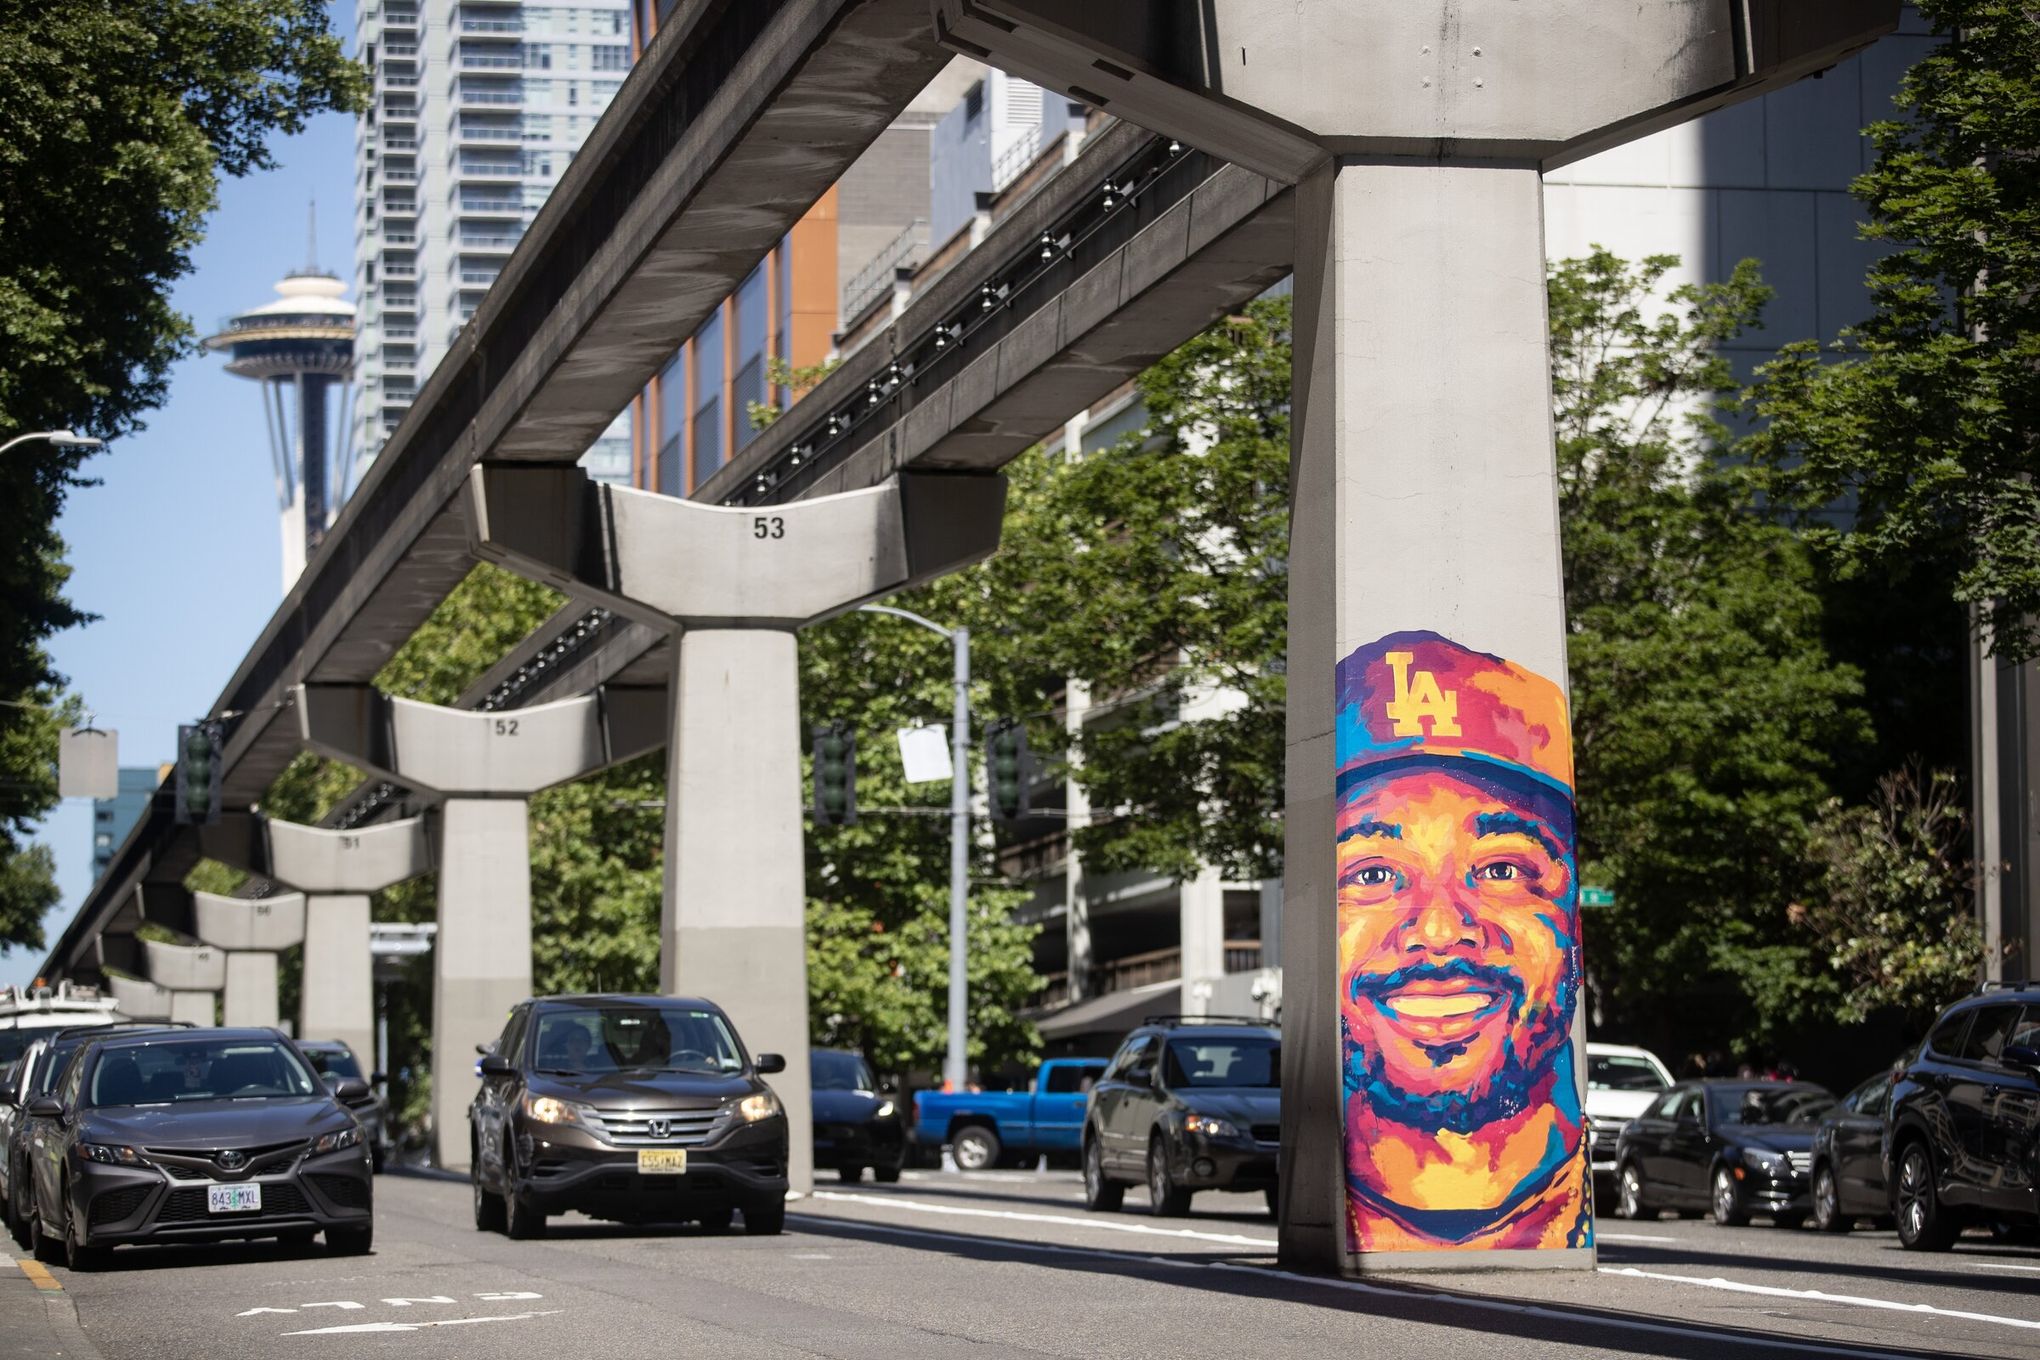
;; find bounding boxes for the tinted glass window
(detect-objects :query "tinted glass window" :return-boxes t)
[812,1051,876,1091]
[2011,1006,2040,1053]
[1588,1054,1669,1091]
[1043,1062,1102,1094]
[1848,1072,1893,1117]
[89,1039,318,1106]
[1644,1089,1684,1120]
[1163,1037,1279,1089]
[531,1004,742,1075]
[1710,1084,1836,1127]
[0,1032,33,1067]
[1960,1005,2021,1064]
[33,1042,83,1098]
[1927,1009,1972,1056]
[1104,1038,1145,1081]
[1674,1092,1703,1122]
[301,1047,363,1080]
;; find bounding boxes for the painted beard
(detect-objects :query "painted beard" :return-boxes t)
[1342,957,1575,1137]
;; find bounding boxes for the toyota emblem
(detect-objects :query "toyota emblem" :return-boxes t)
[215,1149,247,1171]
[648,1119,670,1140]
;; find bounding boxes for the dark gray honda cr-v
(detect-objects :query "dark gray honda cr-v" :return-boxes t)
[469,994,789,1238]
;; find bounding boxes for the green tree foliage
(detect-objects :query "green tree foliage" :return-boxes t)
[1751,2,2040,659]
[0,1,364,949]
[1791,765,1981,1026]
[1549,250,1870,1050]
[799,606,1042,1075]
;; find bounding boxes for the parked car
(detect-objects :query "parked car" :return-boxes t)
[812,1049,905,1183]
[1811,1068,1896,1233]
[298,1040,393,1173]
[1585,1043,1674,1179]
[1614,1079,1836,1227]
[1082,1016,1280,1217]
[0,1023,193,1245]
[469,993,789,1237]
[1885,982,2040,1251]
[912,1057,1106,1170]
[21,1027,374,1270]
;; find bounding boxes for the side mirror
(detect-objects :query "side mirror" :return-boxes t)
[2004,1043,2040,1070]
[755,1052,787,1075]
[477,1054,514,1078]
[332,1077,372,1102]
[474,1042,495,1057]
[0,1083,18,1108]
[26,1098,62,1120]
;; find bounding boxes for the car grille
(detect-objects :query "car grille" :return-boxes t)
[584,1107,723,1148]
[147,1139,305,1180]
[88,1186,152,1226]
[1251,1124,1279,1145]
[309,1174,371,1211]
[157,1182,310,1224]
[1784,1150,1812,1175]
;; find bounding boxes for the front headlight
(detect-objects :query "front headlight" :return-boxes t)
[76,1143,144,1166]
[1183,1114,1241,1139]
[875,1100,896,1119]
[312,1125,362,1155]
[1743,1147,1789,1176]
[523,1093,595,1126]
[736,1090,782,1123]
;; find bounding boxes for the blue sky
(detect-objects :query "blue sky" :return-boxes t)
[6,21,360,985]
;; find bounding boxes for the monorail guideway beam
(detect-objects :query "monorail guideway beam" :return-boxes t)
[932,0,1900,1275]
[469,464,1008,1195]
[295,684,666,1170]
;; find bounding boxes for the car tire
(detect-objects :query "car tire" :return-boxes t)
[872,1156,903,1185]
[1147,1137,1191,1218]
[327,1224,373,1256]
[951,1124,1000,1171]
[30,1200,60,1266]
[505,1192,547,1240]
[1264,1185,1278,1219]
[1616,1162,1651,1221]
[9,1164,31,1250]
[472,1163,506,1234]
[59,1186,103,1273]
[1083,1136,1123,1213]
[1894,1140,1959,1252]
[371,1144,388,1175]
[1811,1164,1849,1233]
[838,1165,864,1184]
[1711,1166,1749,1227]
[744,1198,786,1235]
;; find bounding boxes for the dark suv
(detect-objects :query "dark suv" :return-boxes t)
[469,994,789,1238]
[1885,983,2040,1251]
[1082,1016,1280,1217]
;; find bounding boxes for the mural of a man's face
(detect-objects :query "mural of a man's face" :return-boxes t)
[1338,767,1577,1135]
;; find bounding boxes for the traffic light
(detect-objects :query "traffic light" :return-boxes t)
[986,719,1034,823]
[811,722,857,827]
[174,721,223,826]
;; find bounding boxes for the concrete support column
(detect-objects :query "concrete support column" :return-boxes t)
[665,629,810,1189]
[302,894,376,1062]
[1177,866,1226,1013]
[1063,679,1093,1003]
[192,891,305,1032]
[222,953,281,1028]
[434,797,534,1163]
[1284,160,1588,1274]
[169,993,219,1027]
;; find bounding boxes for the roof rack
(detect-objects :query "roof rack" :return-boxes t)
[1140,1014,1275,1028]
[51,1021,195,1041]
[1974,980,2039,994]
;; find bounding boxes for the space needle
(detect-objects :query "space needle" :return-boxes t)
[203,220,357,590]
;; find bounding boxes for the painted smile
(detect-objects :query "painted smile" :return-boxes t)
[1349,960,1523,1044]
[1379,983,1502,1022]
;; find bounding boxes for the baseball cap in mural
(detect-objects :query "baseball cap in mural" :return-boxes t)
[1334,631,1574,814]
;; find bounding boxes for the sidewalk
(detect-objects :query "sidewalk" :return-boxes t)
[0,1258,102,1360]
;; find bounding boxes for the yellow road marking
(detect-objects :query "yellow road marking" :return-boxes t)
[16,1259,61,1291]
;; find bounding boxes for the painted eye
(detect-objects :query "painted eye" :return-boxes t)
[1475,863,1521,882]
[1353,866,1397,888]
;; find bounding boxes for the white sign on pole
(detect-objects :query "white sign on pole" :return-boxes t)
[58,727,118,799]
[896,725,952,784]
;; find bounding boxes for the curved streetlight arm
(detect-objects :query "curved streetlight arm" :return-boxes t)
[1,429,105,455]
[856,602,953,641]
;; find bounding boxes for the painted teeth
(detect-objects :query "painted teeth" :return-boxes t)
[1387,993,1490,1019]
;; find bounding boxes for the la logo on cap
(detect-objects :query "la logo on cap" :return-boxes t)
[1383,651,1461,738]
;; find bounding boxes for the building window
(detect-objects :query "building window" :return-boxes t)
[693,310,724,484]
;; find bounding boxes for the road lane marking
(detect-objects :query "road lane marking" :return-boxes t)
[1970,1262,2040,1274]
[15,1260,61,1293]
[811,1190,1280,1249]
[1593,1232,1680,1243]
[1599,1266,2040,1333]
[282,1309,562,1336]
[794,1213,1923,1360]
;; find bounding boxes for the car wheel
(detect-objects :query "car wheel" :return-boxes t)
[872,1154,903,1185]
[59,1185,103,1272]
[505,1191,547,1240]
[743,1198,786,1235]
[472,1163,506,1233]
[30,1196,60,1266]
[1616,1162,1651,1221]
[327,1224,373,1256]
[9,1164,31,1250]
[1894,1141,1959,1252]
[1711,1167,1749,1227]
[838,1165,865,1184]
[371,1144,388,1175]
[697,1205,735,1233]
[1083,1136,1123,1212]
[1147,1137,1191,1218]
[951,1124,1000,1171]
[1265,1185,1279,1219]
[1811,1164,1849,1233]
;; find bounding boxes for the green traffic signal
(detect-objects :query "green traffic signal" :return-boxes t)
[811,722,856,827]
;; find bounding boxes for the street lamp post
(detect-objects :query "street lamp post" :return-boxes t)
[857,604,972,1094]
[1,429,104,455]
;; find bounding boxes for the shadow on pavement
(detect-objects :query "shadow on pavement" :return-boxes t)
[834,1178,1278,1228]
[1600,1236,2040,1300]
[60,1234,335,1275]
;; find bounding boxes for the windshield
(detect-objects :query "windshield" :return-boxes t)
[1588,1054,1669,1091]
[0,1032,32,1068]
[1164,1037,1280,1089]
[531,1004,743,1075]
[1709,1084,1835,1127]
[812,1051,876,1091]
[301,1047,363,1080]
[88,1038,320,1106]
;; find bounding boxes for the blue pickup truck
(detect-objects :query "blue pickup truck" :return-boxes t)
[912,1058,1108,1169]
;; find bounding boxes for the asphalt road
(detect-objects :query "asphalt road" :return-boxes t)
[6,1169,2036,1358]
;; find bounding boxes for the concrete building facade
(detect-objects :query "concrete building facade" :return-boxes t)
[90,768,160,885]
